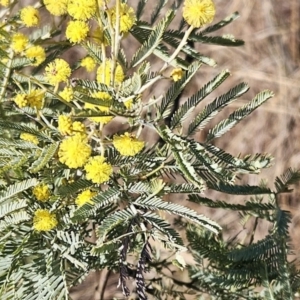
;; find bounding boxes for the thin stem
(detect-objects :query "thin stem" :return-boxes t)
[138,163,165,180]
[249,217,259,245]
[159,25,194,73]
[99,269,112,300]
[105,4,115,85]
[101,42,106,84]
[136,75,163,94]
[38,111,57,130]
[111,0,121,87]
[99,122,105,156]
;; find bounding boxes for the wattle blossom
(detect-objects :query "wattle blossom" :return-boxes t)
[75,190,96,207]
[58,134,91,168]
[81,56,96,72]
[66,20,89,44]
[84,156,113,184]
[44,0,68,16]
[25,46,46,66]
[113,132,144,156]
[59,86,74,102]
[33,184,51,202]
[58,115,73,135]
[14,89,44,109]
[45,59,71,86]
[170,68,183,82]
[20,6,40,27]
[11,33,28,53]
[109,3,137,33]
[33,209,57,232]
[182,0,215,28]
[20,133,39,145]
[67,0,97,21]
[96,59,124,86]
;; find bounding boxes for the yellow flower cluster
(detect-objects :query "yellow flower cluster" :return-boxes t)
[72,121,86,136]
[20,6,40,27]
[45,59,71,86]
[14,89,45,109]
[58,134,91,168]
[113,132,144,156]
[109,3,136,33]
[58,115,86,136]
[85,92,113,124]
[170,68,183,82]
[66,20,89,44]
[67,0,97,21]
[124,99,133,110]
[96,59,124,86]
[59,86,74,102]
[84,156,113,184]
[20,133,39,145]
[11,33,28,53]
[81,56,96,72]
[0,0,10,7]
[58,115,73,135]
[25,46,46,66]
[44,0,68,16]
[75,189,96,207]
[183,0,216,28]
[33,209,57,232]
[33,183,51,202]
[91,26,108,46]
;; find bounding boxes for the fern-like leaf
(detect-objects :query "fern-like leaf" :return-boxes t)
[188,82,249,136]
[171,70,230,129]
[143,212,184,247]
[206,90,274,142]
[96,207,135,241]
[159,61,201,119]
[85,41,102,63]
[0,178,38,204]
[130,10,174,67]
[200,12,240,35]
[190,34,244,47]
[150,0,168,25]
[135,196,221,233]
[189,194,276,211]
[208,182,272,195]
[136,0,148,20]
[0,121,54,142]
[71,187,121,222]
[274,168,300,193]
[57,179,93,197]
[29,142,58,173]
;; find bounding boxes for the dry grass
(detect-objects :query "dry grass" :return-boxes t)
[67,1,300,299]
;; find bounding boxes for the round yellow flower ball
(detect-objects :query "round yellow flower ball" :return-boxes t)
[183,0,216,28]
[20,6,40,27]
[25,46,46,66]
[45,59,71,86]
[66,20,89,44]
[58,134,91,168]
[33,209,57,232]
[44,0,68,16]
[84,156,113,184]
[113,132,144,156]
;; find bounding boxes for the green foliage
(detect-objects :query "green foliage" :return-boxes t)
[0,1,298,299]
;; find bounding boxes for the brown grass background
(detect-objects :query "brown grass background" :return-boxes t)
[44,0,299,298]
